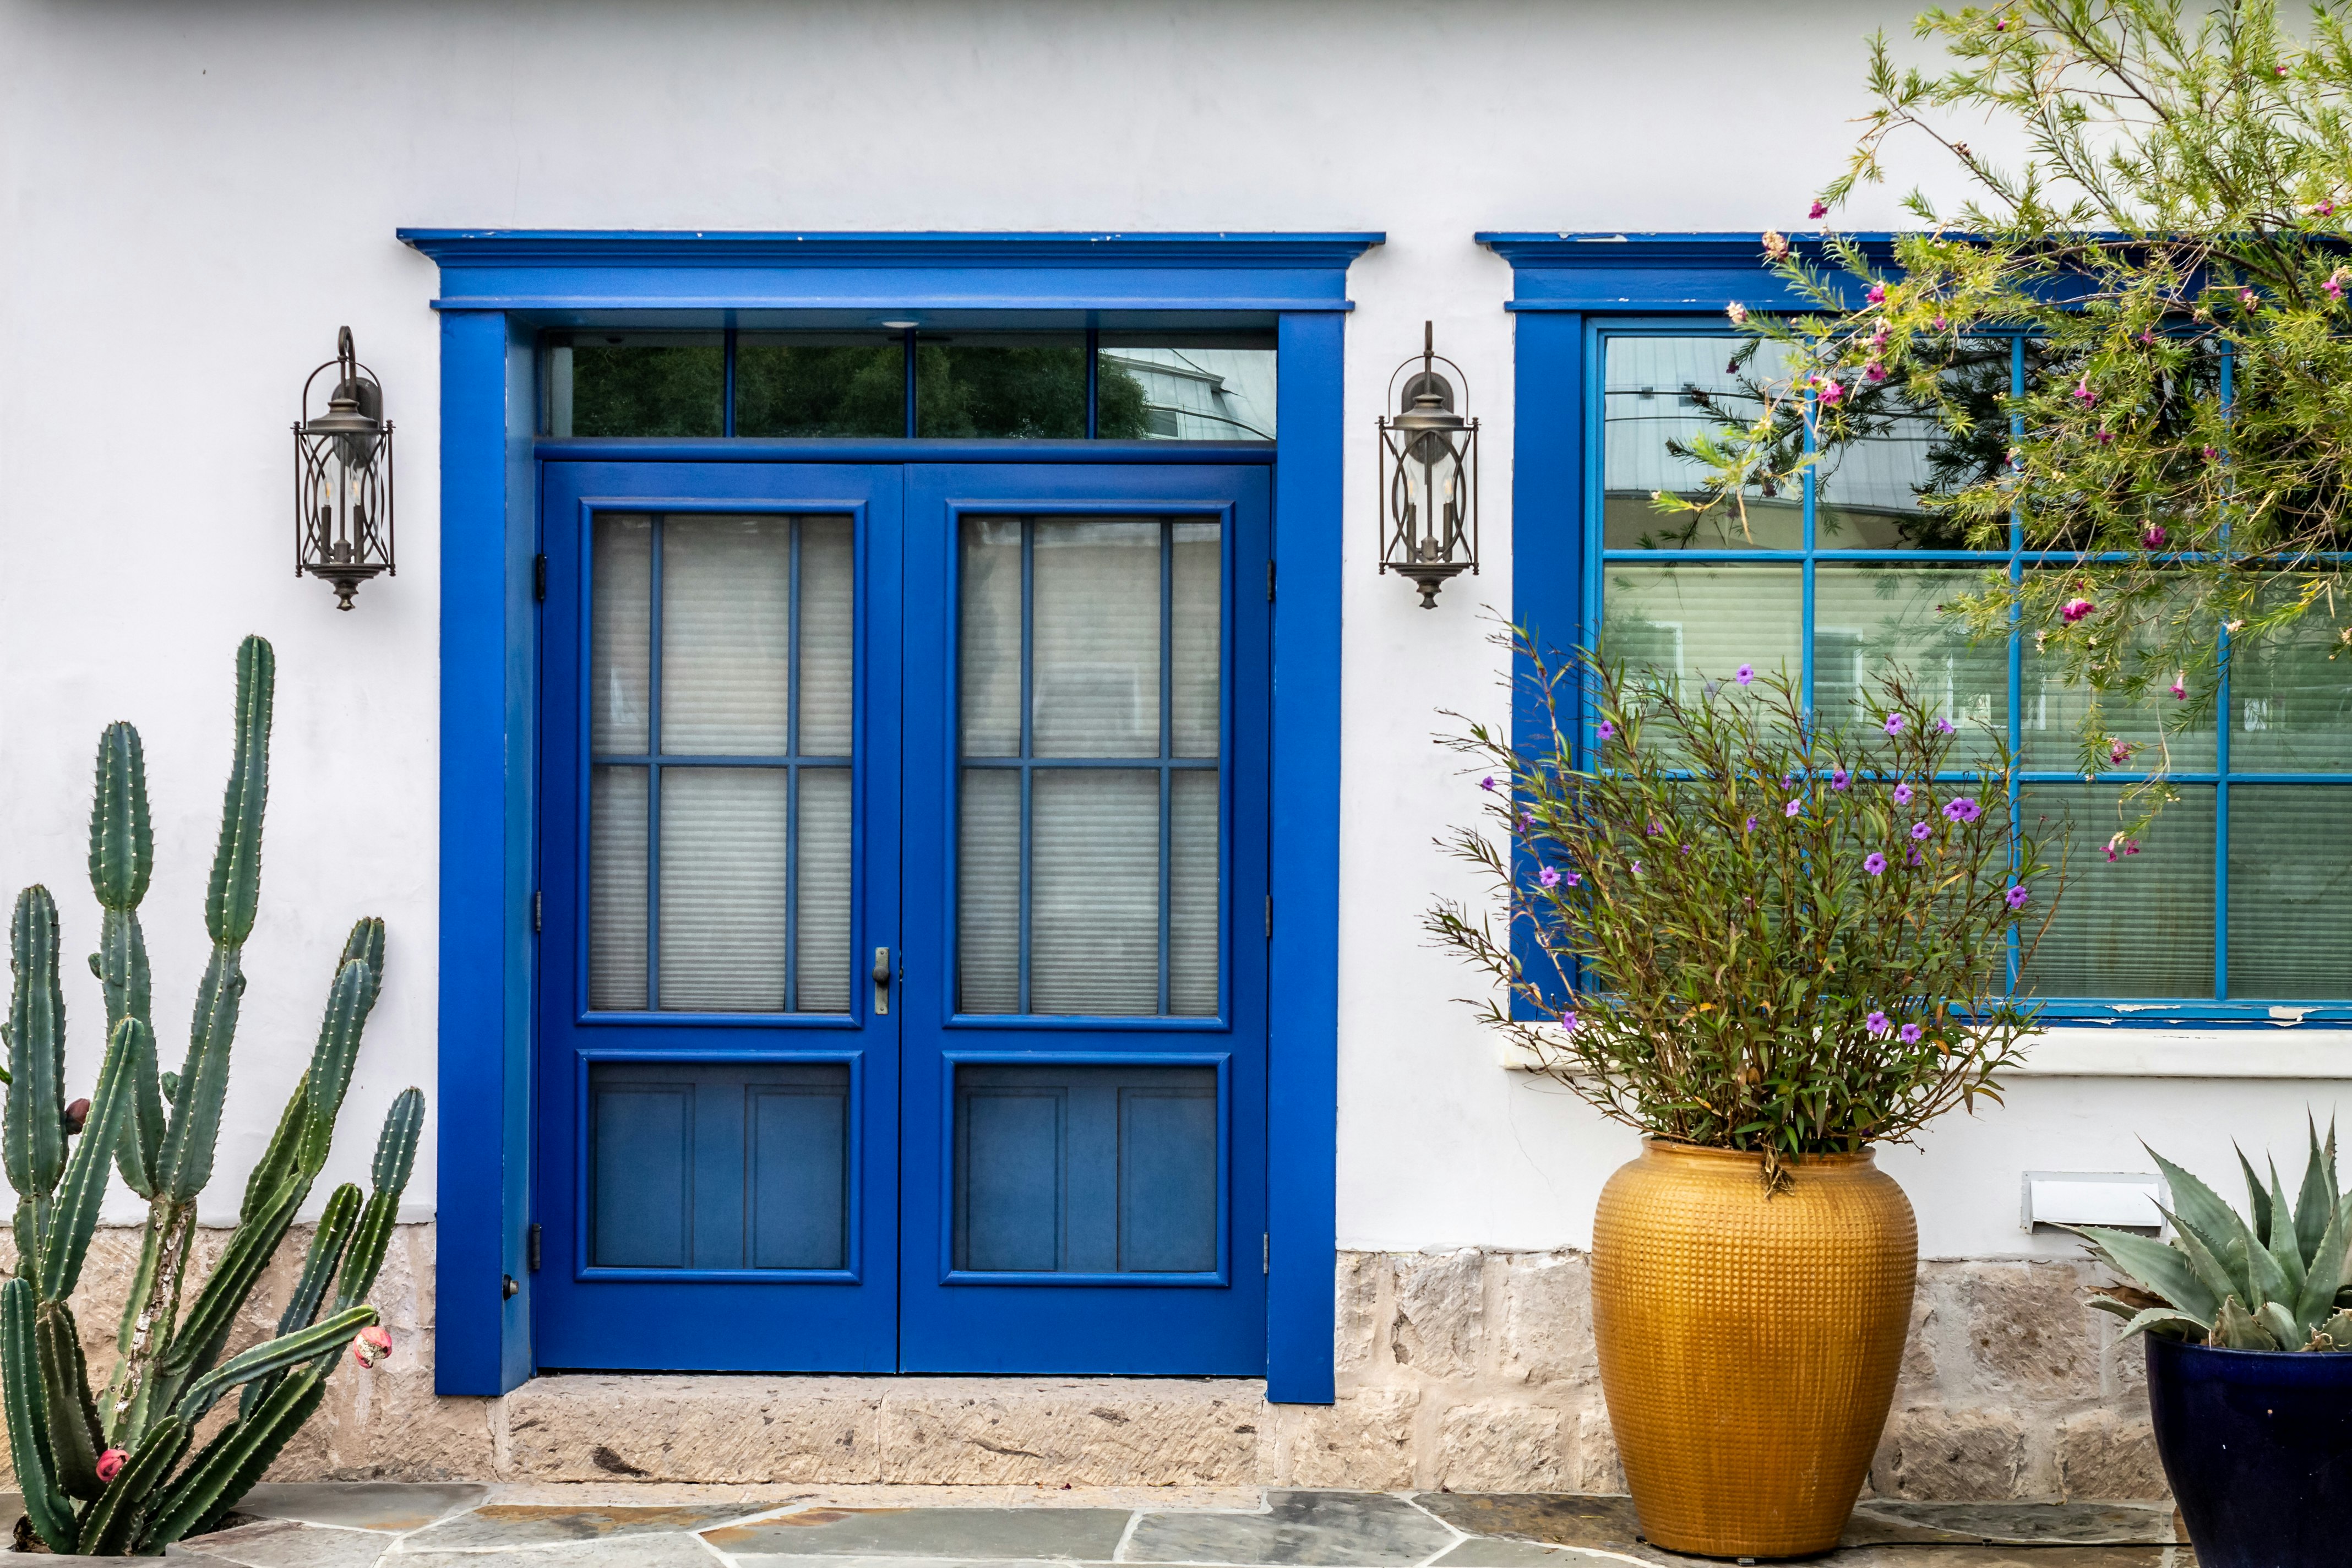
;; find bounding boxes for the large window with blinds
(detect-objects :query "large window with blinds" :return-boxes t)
[1593,325,2352,1019]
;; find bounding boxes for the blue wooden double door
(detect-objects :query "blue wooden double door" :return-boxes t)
[535,459,1271,1374]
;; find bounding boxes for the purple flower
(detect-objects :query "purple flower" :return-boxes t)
[1564,869,1582,887]
[1538,865,1562,888]
[2203,446,2219,460]
[1744,815,1757,832]
[1784,799,1803,818]
[1892,782,1914,805]
[1645,821,1663,837]
[1831,767,1851,791]
[1910,821,1932,841]
[1809,199,1829,220]
[1562,1010,1579,1033]
[2109,738,2134,765]
[1932,717,1955,734]
[1899,1022,1924,1044]
[1480,776,1496,792]
[1864,852,1888,876]
[1906,846,1925,867]
[1884,713,1907,736]
[1517,812,1533,834]
[1942,796,1982,824]
[1597,720,1616,741]
[1735,663,1754,685]
[2006,885,2032,910]
[1866,1010,1891,1037]
[1629,859,1642,875]
[2072,380,2098,405]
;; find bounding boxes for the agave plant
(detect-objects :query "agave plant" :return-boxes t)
[2076,1120,2352,1352]
[2,635,425,1554]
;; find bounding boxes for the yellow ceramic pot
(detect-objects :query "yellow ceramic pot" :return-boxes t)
[1591,1139,1917,1560]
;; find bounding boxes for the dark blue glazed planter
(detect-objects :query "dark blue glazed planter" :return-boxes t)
[2146,1333,2352,1567]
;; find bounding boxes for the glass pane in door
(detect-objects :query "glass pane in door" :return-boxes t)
[587,512,856,1013]
[956,515,1223,1017]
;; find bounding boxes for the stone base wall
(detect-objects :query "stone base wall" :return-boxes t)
[0,1228,2166,1498]
[1329,1248,2168,1501]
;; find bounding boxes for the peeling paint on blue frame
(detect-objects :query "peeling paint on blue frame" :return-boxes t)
[423,231,1369,1400]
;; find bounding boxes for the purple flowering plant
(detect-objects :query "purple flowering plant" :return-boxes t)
[1429,640,2059,1182]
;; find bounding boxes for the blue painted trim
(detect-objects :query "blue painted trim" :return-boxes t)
[537,439,1276,465]
[435,311,536,1396]
[1478,232,1901,313]
[400,231,1380,313]
[1266,312,1342,1404]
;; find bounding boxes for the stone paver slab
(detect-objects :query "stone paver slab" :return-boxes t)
[397,1536,721,1568]
[168,1518,389,1567]
[1411,1494,1651,1558]
[1122,1491,1455,1566]
[1830,1548,2197,1567]
[1848,1500,2183,1545]
[703,1506,1133,1559]
[1434,1541,1624,1566]
[237,1482,488,1532]
[409,1500,771,1547]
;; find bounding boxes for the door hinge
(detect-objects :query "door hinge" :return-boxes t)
[1266,559,1276,602]
[526,1222,542,1273]
[1264,896,1272,940]
[1263,1233,1270,1274]
[531,890,542,933]
[533,553,547,602]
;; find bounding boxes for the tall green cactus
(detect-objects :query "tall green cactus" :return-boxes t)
[0,637,427,1555]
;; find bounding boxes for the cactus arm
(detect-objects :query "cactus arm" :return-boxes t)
[108,1201,194,1449]
[36,1301,102,1500]
[298,959,378,1177]
[74,1413,184,1556]
[172,1303,374,1426]
[7,886,69,1199]
[148,1179,304,1415]
[205,637,272,951]
[96,912,161,1200]
[155,946,243,1204]
[139,1354,320,1551]
[89,720,161,1197]
[334,1089,425,1313]
[41,1017,139,1303]
[241,1077,309,1223]
[240,1183,360,1424]
[88,722,155,912]
[2,1278,77,1551]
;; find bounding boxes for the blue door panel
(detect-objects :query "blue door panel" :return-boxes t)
[536,460,901,1374]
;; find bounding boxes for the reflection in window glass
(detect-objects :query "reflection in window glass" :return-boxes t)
[736,334,905,438]
[2229,584,2352,772]
[917,334,1086,438]
[1814,340,2012,549]
[1599,564,1802,696]
[2229,787,2352,995]
[1812,565,2007,760]
[2020,579,2217,772]
[1097,333,1277,440]
[2020,785,2216,998]
[547,333,725,438]
[1603,337,1805,550]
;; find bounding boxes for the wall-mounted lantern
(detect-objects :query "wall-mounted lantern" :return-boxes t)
[295,326,395,610]
[1377,322,1479,608]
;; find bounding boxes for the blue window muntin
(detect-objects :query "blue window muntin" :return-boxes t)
[1575,313,2352,1027]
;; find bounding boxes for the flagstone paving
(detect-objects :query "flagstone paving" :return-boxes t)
[130,1483,2199,1566]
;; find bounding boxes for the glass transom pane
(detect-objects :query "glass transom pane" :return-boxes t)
[587,511,855,1014]
[957,514,1222,1017]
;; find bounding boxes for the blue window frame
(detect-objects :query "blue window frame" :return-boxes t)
[405,230,1371,1400]
[1487,233,2352,1028]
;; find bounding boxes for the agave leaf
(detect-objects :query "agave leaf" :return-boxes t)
[2071,1226,2219,1321]
[2086,1295,2139,1320]
[2115,1305,2212,1343]
[2216,1294,2279,1350]
[2241,1144,2275,1248]
[2258,1299,2302,1351]
[2267,1157,2306,1298]
[2314,1309,2352,1351]
[2296,1193,2352,1334]
[2161,1207,2250,1315]
[2146,1146,2258,1297]
[2300,1114,2336,1267]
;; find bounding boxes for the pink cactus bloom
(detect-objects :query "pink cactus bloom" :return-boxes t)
[2061,597,2095,624]
[95,1449,126,1485]
[352,1325,394,1369]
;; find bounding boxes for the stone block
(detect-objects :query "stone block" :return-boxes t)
[1435,1400,1565,1491]
[1954,1262,2101,1400]
[1567,1405,1626,1493]
[2056,1408,2170,1502]
[1272,1387,1418,1489]
[1894,1269,1943,1402]
[505,1374,886,1484]
[873,1378,1263,1485]
[1389,1249,1483,1379]
[1871,1406,2027,1500]
[1495,1251,1591,1389]
[314,1364,499,1480]
[1334,1250,1387,1381]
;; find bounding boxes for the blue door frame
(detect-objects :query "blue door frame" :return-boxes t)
[410,230,1374,1400]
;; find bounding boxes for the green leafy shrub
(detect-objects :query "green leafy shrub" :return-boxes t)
[2078,1119,2352,1351]
[1429,635,2056,1181]
[2,635,423,1553]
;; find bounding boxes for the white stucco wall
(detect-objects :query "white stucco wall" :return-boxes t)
[2,0,2340,1249]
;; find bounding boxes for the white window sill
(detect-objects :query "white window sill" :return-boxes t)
[1498,1025,2352,1080]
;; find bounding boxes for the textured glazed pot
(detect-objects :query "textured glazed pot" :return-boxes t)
[1592,1138,1917,1560]
[2146,1333,2352,1567]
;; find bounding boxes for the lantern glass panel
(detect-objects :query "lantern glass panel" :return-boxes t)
[1389,427,1471,564]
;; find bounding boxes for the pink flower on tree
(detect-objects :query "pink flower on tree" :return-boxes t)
[1809,200,1829,220]
[1865,282,1886,304]
[1817,378,1844,405]
[1865,360,1888,383]
[2062,597,2095,623]
[2172,673,2188,700]
[1727,301,1749,325]
[2072,380,2098,405]
[2143,524,2168,549]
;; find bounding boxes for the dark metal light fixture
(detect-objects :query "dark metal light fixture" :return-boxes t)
[295,326,395,610]
[1378,322,1479,608]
